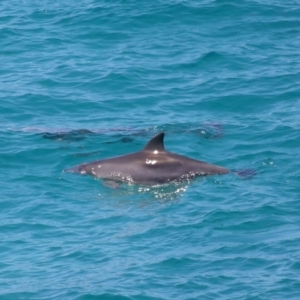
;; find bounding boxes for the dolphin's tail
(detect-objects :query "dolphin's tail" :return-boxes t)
[63,164,87,175]
[233,169,257,179]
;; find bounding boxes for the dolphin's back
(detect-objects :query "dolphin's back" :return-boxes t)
[64,132,229,185]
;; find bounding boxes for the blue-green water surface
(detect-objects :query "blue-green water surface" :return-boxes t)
[1,1,300,299]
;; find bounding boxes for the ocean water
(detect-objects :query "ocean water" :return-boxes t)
[1,1,300,299]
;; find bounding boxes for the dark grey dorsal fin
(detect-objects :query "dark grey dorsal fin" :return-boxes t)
[143,132,165,152]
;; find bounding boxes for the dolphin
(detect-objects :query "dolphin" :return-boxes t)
[64,132,229,185]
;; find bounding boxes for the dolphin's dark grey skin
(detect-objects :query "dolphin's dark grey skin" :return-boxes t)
[64,132,229,185]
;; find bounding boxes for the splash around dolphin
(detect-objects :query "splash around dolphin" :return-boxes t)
[64,132,229,185]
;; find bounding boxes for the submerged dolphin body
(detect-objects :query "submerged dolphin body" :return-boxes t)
[64,132,229,185]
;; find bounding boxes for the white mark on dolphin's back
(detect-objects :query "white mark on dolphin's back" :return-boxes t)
[146,159,157,165]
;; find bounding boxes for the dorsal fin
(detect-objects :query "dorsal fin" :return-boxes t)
[142,132,165,152]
